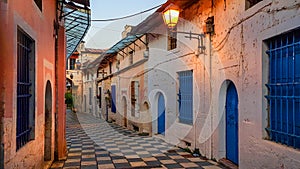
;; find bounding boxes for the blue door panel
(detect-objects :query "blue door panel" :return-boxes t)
[111,85,116,113]
[158,94,165,135]
[226,83,239,165]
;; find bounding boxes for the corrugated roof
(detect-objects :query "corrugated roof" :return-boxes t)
[60,0,91,58]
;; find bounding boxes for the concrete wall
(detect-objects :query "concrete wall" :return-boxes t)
[0,0,66,168]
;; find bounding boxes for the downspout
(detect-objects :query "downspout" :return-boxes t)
[54,0,59,160]
[210,0,214,160]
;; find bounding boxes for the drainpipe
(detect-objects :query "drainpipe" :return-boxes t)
[210,0,214,160]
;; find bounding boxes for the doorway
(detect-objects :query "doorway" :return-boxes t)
[226,82,239,165]
[44,81,52,161]
[157,93,165,135]
[122,97,127,127]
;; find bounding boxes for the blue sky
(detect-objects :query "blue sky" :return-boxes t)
[84,0,167,49]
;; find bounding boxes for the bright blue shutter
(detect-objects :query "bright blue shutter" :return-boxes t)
[111,85,116,113]
[266,29,300,149]
[178,70,193,124]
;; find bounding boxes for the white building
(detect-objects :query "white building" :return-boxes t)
[129,0,300,168]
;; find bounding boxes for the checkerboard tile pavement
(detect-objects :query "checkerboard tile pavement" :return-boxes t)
[51,111,225,169]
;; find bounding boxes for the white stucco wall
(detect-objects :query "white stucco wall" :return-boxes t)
[145,0,300,168]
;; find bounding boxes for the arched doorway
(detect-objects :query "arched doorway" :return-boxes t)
[226,82,239,165]
[44,81,52,161]
[122,97,127,127]
[157,93,165,135]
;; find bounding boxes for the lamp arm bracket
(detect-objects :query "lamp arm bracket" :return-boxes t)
[171,30,206,54]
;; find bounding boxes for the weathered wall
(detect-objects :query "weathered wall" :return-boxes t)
[0,0,66,168]
[179,0,300,168]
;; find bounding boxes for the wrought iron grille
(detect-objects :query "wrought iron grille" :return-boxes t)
[168,30,177,51]
[178,70,193,125]
[265,29,300,149]
[17,28,34,150]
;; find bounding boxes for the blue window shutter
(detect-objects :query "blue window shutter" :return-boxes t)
[178,70,193,124]
[111,85,116,113]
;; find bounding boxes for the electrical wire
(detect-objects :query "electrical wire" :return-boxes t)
[91,4,163,22]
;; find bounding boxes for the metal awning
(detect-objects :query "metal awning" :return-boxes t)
[58,0,91,58]
[97,34,145,69]
[105,34,144,54]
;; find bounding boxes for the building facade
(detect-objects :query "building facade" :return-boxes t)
[94,0,300,168]
[96,27,152,134]
[0,0,90,168]
[81,47,105,117]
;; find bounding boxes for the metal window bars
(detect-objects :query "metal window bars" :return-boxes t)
[16,29,34,150]
[265,29,300,149]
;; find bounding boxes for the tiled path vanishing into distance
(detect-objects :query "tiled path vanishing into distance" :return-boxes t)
[51,110,225,169]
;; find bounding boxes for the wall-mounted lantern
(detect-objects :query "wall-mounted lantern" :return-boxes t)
[162,3,206,54]
[162,4,180,29]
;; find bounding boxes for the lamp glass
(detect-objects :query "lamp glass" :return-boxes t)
[163,9,179,29]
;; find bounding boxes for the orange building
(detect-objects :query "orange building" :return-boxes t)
[0,0,90,168]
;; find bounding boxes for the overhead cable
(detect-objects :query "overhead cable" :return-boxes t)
[91,4,163,22]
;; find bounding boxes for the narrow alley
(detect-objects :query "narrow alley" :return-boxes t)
[2,1,300,168]
[51,110,224,169]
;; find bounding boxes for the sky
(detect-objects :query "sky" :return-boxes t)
[84,0,167,49]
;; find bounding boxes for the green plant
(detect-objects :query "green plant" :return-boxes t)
[65,92,74,108]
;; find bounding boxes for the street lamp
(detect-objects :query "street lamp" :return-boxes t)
[162,4,180,29]
[162,3,206,54]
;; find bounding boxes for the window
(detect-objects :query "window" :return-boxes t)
[168,29,177,50]
[265,29,300,149]
[116,60,120,71]
[131,81,139,117]
[69,58,76,70]
[178,70,193,124]
[34,0,42,11]
[109,62,112,74]
[89,88,92,105]
[129,51,134,65]
[17,28,35,150]
[245,0,263,9]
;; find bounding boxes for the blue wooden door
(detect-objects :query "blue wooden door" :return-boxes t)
[226,83,239,165]
[158,93,165,135]
[111,85,116,113]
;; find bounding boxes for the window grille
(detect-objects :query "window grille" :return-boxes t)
[69,58,76,70]
[265,29,300,149]
[131,81,139,117]
[178,70,193,124]
[17,28,35,150]
[168,29,177,50]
